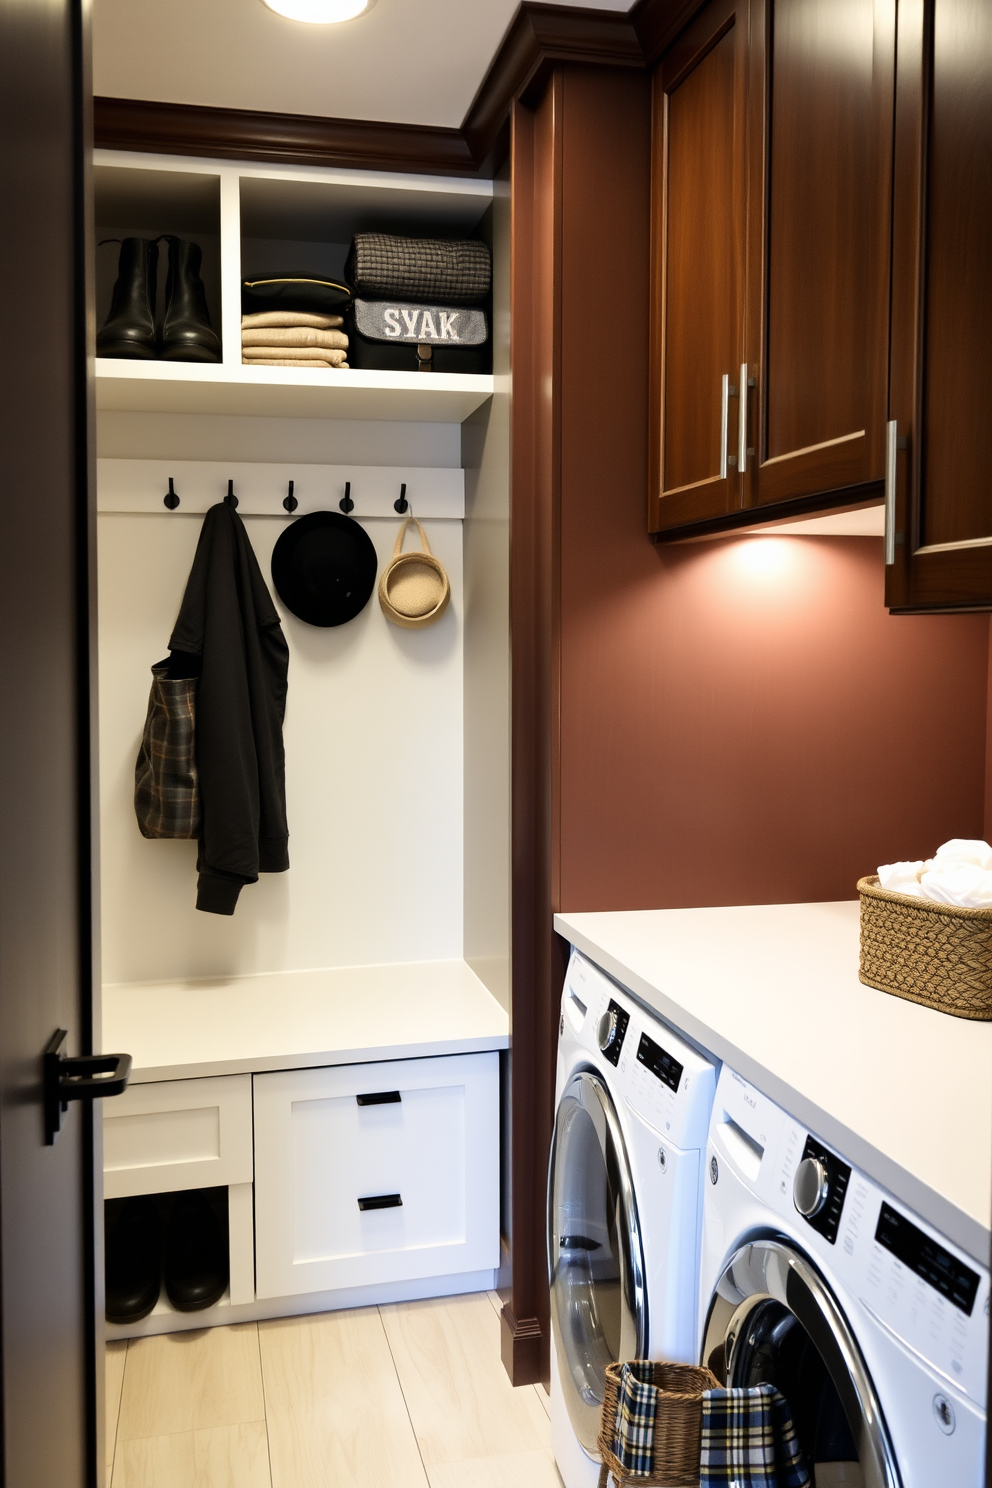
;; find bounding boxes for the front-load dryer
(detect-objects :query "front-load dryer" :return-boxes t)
[700,1065,988,1488]
[548,948,717,1488]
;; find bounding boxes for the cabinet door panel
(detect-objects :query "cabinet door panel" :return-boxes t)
[887,0,992,607]
[649,0,747,533]
[253,1053,499,1300]
[746,0,894,508]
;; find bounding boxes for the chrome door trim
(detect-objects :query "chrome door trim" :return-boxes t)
[547,1067,648,1453]
[702,1238,901,1488]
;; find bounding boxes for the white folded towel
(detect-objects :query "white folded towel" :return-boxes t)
[932,838,992,870]
[920,862,992,909]
[876,861,926,897]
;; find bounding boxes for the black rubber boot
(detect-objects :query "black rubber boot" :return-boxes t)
[97,238,158,359]
[165,1190,228,1311]
[159,237,222,362]
[106,1196,162,1324]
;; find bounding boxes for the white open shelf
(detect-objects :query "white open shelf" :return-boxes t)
[93,149,495,423]
[95,359,494,421]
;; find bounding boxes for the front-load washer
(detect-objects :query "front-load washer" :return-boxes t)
[700,1065,989,1488]
[548,948,717,1488]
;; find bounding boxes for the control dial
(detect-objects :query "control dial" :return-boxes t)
[598,1008,619,1054]
[794,1157,830,1218]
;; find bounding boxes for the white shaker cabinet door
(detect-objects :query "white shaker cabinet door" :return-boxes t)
[103,1074,253,1200]
[252,1052,499,1299]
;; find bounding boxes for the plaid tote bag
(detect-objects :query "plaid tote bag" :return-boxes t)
[134,663,201,839]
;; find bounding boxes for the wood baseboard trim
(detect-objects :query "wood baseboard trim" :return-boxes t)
[499,1304,544,1386]
[93,1,698,176]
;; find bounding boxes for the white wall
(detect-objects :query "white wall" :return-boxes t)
[98,505,464,985]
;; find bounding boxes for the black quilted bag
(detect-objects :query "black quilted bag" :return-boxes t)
[345,234,491,306]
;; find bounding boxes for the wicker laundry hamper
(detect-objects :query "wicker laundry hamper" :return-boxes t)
[857,875,992,1020]
[596,1361,720,1488]
[379,516,450,629]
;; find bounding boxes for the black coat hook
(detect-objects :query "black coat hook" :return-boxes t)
[225,478,238,508]
[339,481,354,514]
[283,480,298,514]
[163,477,180,510]
[394,483,409,514]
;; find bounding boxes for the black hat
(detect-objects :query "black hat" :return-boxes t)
[271,512,377,627]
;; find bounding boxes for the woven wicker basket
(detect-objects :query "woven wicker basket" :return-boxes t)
[857,875,992,1020]
[596,1361,720,1488]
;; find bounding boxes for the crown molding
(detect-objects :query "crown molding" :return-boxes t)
[462,3,643,165]
[92,96,475,176]
[93,0,698,176]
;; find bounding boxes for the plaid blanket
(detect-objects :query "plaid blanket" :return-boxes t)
[700,1385,810,1487]
[610,1362,659,1474]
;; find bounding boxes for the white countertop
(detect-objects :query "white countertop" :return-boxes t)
[555,903,992,1265]
[102,959,508,1084]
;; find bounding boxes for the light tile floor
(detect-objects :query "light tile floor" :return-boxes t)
[106,1291,560,1488]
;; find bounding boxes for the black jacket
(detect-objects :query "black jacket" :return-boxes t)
[169,502,289,914]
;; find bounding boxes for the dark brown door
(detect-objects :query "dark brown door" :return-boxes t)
[648,0,748,534]
[743,0,895,510]
[0,0,102,1483]
[887,0,992,610]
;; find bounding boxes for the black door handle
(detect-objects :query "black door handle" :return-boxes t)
[358,1193,403,1211]
[356,1091,401,1106]
[44,1028,132,1144]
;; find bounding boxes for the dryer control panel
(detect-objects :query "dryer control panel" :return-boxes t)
[560,949,716,1150]
[706,1066,991,1407]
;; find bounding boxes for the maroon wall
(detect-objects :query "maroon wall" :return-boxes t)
[559,531,990,909]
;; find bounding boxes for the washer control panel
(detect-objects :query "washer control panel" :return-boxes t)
[795,1134,850,1245]
[706,1066,991,1406]
[597,1000,629,1066]
[559,948,715,1149]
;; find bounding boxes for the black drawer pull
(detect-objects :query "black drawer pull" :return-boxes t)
[356,1090,401,1106]
[358,1193,403,1211]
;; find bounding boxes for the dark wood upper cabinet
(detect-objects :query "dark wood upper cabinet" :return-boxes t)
[649,0,896,535]
[648,0,747,533]
[743,0,895,511]
[886,0,992,610]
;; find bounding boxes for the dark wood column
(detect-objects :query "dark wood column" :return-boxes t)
[504,64,652,1388]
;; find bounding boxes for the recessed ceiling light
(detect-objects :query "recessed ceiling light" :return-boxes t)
[261,0,374,22]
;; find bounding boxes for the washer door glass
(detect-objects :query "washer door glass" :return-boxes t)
[702,1239,901,1488]
[548,1069,647,1455]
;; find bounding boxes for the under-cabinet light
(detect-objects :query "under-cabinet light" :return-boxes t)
[261,0,373,22]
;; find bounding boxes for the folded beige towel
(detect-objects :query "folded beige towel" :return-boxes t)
[242,356,349,369]
[242,327,349,350]
[241,310,344,330]
[242,344,348,364]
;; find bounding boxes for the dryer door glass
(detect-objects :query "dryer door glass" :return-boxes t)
[548,1069,647,1455]
[702,1239,901,1488]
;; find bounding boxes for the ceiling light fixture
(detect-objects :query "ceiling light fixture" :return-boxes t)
[260,0,374,23]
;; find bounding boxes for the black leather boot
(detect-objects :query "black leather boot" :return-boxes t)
[159,237,222,362]
[106,1195,162,1324]
[165,1190,228,1310]
[97,238,158,359]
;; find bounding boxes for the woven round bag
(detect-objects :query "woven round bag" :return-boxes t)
[379,516,450,629]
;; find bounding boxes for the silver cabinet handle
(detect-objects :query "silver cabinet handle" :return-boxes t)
[719,373,729,480]
[884,419,898,566]
[738,363,748,475]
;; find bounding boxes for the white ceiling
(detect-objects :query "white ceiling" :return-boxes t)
[93,0,633,130]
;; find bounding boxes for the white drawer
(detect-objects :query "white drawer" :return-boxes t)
[103,1075,253,1199]
[253,1052,499,1299]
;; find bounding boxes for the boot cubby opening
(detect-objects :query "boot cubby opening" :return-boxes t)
[105,1185,233,1330]
[94,164,223,358]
